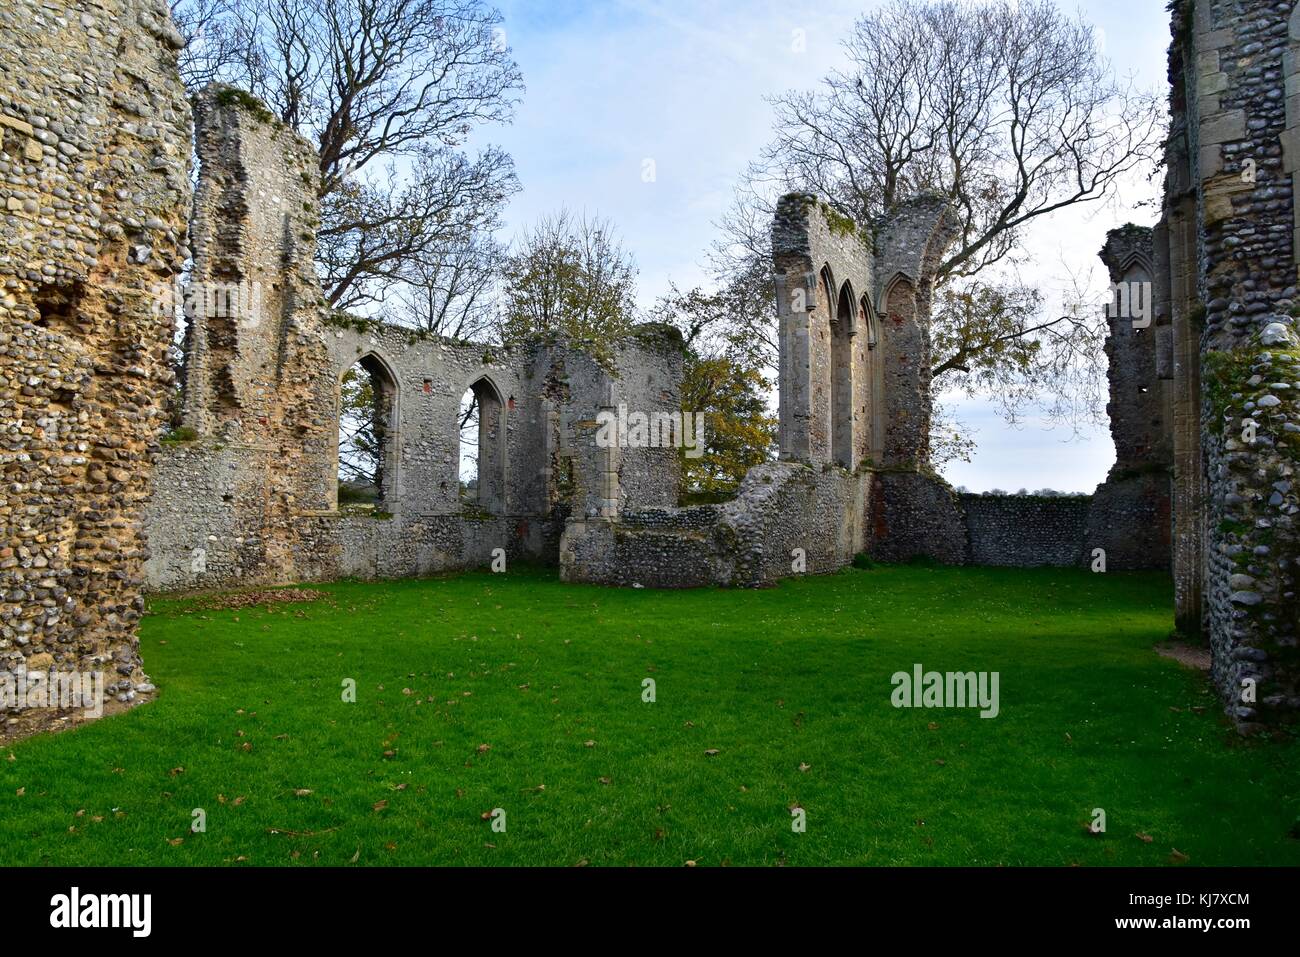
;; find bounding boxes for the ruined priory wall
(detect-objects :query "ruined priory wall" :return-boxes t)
[1088,225,1176,572]
[960,494,1092,568]
[1176,0,1300,725]
[0,0,190,702]
[147,88,684,592]
[559,463,869,588]
[772,194,880,466]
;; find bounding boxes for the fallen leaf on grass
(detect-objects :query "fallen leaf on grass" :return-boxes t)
[1136,832,1153,843]
[704,749,720,757]
[372,800,388,812]
[293,789,313,797]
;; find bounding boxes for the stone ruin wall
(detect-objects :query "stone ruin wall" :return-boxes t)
[1165,0,1300,726]
[8,0,1291,736]
[144,86,685,592]
[557,185,1191,589]
[559,193,971,587]
[0,0,190,705]
[1085,227,1175,573]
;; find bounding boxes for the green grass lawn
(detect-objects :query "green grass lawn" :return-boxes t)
[2,564,1297,866]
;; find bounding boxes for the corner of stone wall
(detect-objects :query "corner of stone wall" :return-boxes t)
[0,0,192,718]
[866,468,967,565]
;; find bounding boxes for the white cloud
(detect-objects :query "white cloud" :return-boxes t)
[483,0,1170,490]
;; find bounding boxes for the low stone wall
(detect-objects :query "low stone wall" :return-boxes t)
[143,439,563,591]
[560,462,868,587]
[960,494,1092,568]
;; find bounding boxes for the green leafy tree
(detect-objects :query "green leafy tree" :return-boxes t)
[652,280,778,500]
[497,210,638,363]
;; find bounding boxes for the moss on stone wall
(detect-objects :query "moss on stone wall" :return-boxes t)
[213,87,278,126]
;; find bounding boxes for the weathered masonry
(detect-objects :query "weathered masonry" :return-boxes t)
[1156,0,1300,727]
[5,0,1296,734]
[144,87,685,591]
[0,0,191,705]
[148,90,1180,595]
[560,194,971,585]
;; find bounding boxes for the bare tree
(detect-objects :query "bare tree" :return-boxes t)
[718,0,1160,430]
[172,0,523,314]
[397,233,503,340]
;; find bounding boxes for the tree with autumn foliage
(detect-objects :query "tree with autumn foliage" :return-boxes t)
[652,277,777,500]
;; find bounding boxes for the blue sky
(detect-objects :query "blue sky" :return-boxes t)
[478,0,1172,491]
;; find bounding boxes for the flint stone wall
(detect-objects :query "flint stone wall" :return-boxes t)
[560,462,868,587]
[960,494,1091,568]
[1167,0,1300,726]
[0,0,190,707]
[143,89,684,592]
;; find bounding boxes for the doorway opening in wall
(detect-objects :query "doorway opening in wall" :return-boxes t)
[459,376,505,513]
[338,354,398,515]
